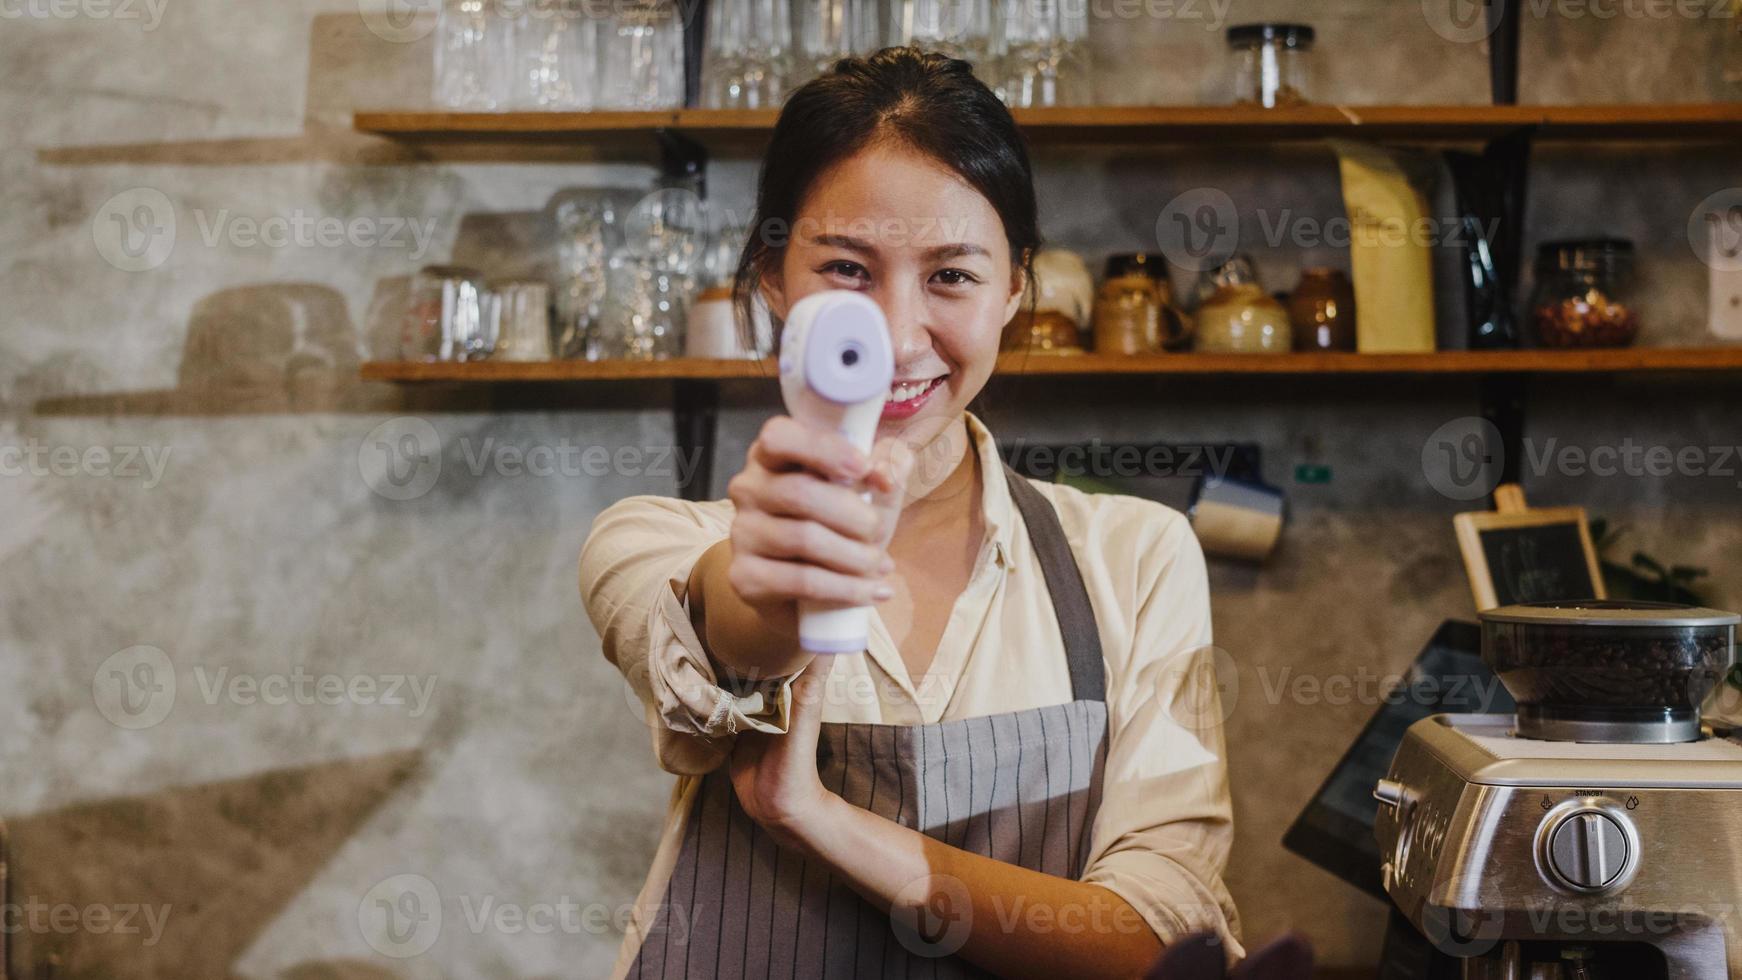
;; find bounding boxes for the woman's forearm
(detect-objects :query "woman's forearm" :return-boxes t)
[687,539,813,681]
[788,794,1163,980]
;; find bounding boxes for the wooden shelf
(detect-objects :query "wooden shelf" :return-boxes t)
[354,103,1742,146]
[362,347,1742,383]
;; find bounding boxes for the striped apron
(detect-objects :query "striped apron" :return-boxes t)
[627,467,1109,979]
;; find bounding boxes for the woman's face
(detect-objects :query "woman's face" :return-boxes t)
[763,141,1026,447]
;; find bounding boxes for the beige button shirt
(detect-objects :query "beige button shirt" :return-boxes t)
[580,414,1243,973]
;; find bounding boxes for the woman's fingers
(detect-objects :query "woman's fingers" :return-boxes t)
[728,553,894,606]
[750,416,869,482]
[736,472,883,542]
[725,416,908,611]
[732,511,891,576]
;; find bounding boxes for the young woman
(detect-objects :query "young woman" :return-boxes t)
[581,47,1241,980]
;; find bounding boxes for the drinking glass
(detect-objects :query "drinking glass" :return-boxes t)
[490,280,554,360]
[702,0,794,107]
[552,195,618,359]
[434,0,514,110]
[599,0,685,108]
[888,0,995,72]
[402,266,487,362]
[995,0,1089,107]
[511,0,599,109]
[793,0,881,82]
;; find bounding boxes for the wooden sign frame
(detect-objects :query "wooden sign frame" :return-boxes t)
[1453,484,1606,611]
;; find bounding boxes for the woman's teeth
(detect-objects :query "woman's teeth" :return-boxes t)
[887,378,939,403]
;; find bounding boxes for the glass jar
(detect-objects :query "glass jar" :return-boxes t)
[1226,23,1313,108]
[600,250,686,360]
[1288,267,1356,351]
[1529,239,1641,348]
[1194,255,1291,354]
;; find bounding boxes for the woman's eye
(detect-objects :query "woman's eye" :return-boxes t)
[932,268,980,287]
[820,261,868,282]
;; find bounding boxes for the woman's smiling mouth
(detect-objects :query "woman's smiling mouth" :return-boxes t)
[881,375,948,420]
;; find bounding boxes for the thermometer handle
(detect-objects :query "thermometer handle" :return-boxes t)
[795,397,882,654]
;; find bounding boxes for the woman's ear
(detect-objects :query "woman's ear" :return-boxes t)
[1000,250,1031,325]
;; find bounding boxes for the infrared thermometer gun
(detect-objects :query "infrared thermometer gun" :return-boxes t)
[777,290,895,654]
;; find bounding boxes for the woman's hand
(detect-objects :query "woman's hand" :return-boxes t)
[685,416,912,681]
[728,655,841,849]
[724,416,913,614]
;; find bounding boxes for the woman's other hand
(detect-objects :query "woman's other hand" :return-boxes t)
[728,655,843,848]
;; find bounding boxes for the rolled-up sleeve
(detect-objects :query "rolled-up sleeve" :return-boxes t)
[1079,513,1245,962]
[579,495,798,776]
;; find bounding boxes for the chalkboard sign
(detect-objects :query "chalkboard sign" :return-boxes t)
[1454,504,1605,611]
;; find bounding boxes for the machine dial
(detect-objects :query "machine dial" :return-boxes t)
[1547,811,1631,891]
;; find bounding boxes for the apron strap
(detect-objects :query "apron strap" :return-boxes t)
[1002,463,1107,703]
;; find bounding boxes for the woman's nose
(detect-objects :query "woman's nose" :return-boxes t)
[874,285,932,362]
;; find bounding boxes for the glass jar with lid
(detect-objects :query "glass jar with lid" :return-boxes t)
[1226,23,1314,108]
[1194,255,1291,354]
[1529,238,1641,348]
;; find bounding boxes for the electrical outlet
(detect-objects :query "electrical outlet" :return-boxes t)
[1710,221,1742,341]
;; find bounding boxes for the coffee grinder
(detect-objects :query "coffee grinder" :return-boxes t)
[1375,600,1742,979]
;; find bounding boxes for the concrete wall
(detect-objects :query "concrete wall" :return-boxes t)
[2,0,1738,975]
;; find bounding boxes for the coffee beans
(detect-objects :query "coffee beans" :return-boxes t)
[1487,623,1731,712]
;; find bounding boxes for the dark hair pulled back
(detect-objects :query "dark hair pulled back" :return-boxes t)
[732,46,1041,340]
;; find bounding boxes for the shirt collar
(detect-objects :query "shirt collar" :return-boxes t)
[964,412,1015,569]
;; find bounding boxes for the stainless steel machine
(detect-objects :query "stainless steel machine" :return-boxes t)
[1375,601,1742,980]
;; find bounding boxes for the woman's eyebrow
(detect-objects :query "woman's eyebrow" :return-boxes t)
[809,232,877,254]
[924,243,990,261]
[808,232,989,261]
